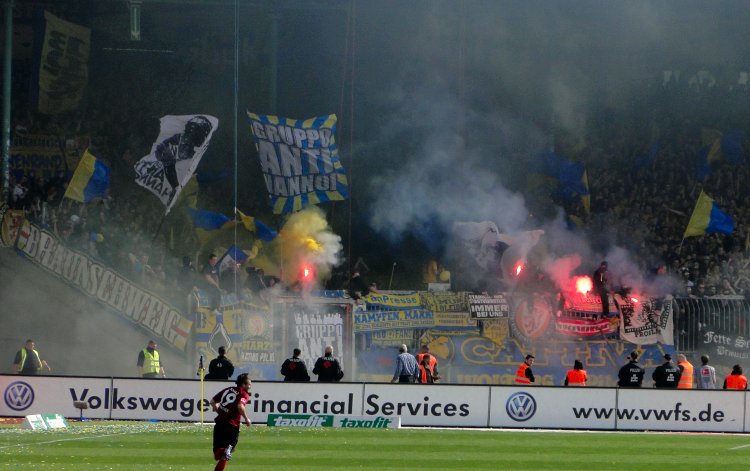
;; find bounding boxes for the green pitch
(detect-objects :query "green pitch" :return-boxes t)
[1,421,750,470]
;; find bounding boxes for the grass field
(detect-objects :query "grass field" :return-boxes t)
[2,421,750,470]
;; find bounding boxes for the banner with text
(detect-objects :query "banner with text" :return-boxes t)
[617,295,674,345]
[468,294,510,319]
[247,113,348,214]
[193,294,276,380]
[10,134,67,180]
[36,11,90,114]
[134,115,218,213]
[15,220,193,350]
[275,300,352,380]
[355,293,434,333]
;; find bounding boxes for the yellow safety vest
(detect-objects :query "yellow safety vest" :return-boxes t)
[143,349,161,375]
[18,348,41,372]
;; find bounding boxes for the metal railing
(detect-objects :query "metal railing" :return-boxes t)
[674,295,750,353]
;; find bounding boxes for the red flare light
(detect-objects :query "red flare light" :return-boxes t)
[575,276,593,294]
[630,297,639,303]
[299,263,316,284]
[515,263,523,276]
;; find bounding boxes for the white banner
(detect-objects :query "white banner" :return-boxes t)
[616,389,744,432]
[0,376,112,419]
[489,386,617,429]
[363,384,489,427]
[134,115,218,213]
[16,221,193,351]
[2,375,747,432]
[617,296,674,345]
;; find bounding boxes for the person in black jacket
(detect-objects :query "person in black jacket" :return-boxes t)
[652,353,681,388]
[205,346,235,380]
[280,348,311,382]
[617,351,645,387]
[313,345,344,382]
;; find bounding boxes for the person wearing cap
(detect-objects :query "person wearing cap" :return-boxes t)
[723,364,748,390]
[592,261,610,319]
[514,354,535,385]
[617,351,645,387]
[676,353,694,389]
[391,344,419,383]
[652,353,681,388]
[697,355,717,389]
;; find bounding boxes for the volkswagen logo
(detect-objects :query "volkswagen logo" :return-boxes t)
[4,381,35,411]
[506,391,536,422]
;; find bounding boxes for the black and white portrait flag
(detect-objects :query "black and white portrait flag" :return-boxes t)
[134,115,218,213]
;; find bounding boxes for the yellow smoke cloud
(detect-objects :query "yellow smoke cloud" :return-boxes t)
[278,207,342,285]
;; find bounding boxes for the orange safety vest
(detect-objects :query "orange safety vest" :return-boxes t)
[515,363,531,384]
[566,369,587,386]
[677,360,694,389]
[726,374,748,390]
[417,353,437,369]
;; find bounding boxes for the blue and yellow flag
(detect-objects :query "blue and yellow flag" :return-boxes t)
[247,112,349,214]
[684,191,734,238]
[188,208,233,244]
[63,149,110,203]
[236,209,277,241]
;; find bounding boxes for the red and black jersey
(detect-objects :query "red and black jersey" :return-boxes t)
[212,386,250,427]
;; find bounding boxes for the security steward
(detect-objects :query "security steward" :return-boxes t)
[280,348,311,382]
[723,364,748,390]
[617,351,645,387]
[564,359,587,386]
[652,353,681,388]
[137,340,166,378]
[205,346,235,380]
[13,339,51,375]
[514,354,535,385]
[677,353,694,389]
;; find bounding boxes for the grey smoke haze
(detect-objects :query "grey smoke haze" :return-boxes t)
[0,249,192,377]
[357,1,735,290]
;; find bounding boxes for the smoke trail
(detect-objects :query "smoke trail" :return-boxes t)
[278,206,342,286]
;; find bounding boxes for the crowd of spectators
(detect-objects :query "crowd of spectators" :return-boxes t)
[552,79,750,301]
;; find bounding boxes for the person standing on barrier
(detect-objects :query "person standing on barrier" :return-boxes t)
[723,364,748,390]
[205,346,235,381]
[12,339,51,375]
[514,354,535,385]
[652,353,681,388]
[592,261,610,319]
[281,348,311,382]
[676,353,694,389]
[617,351,644,387]
[313,345,344,382]
[391,344,419,383]
[137,340,166,378]
[697,355,717,389]
[210,373,252,471]
[564,359,587,386]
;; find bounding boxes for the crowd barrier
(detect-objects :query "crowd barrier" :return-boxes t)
[2,375,748,432]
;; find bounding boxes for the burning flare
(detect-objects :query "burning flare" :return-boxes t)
[575,276,592,295]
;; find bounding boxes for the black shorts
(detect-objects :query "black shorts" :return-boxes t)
[213,421,240,452]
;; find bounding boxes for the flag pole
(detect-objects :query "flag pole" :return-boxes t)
[197,354,205,424]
